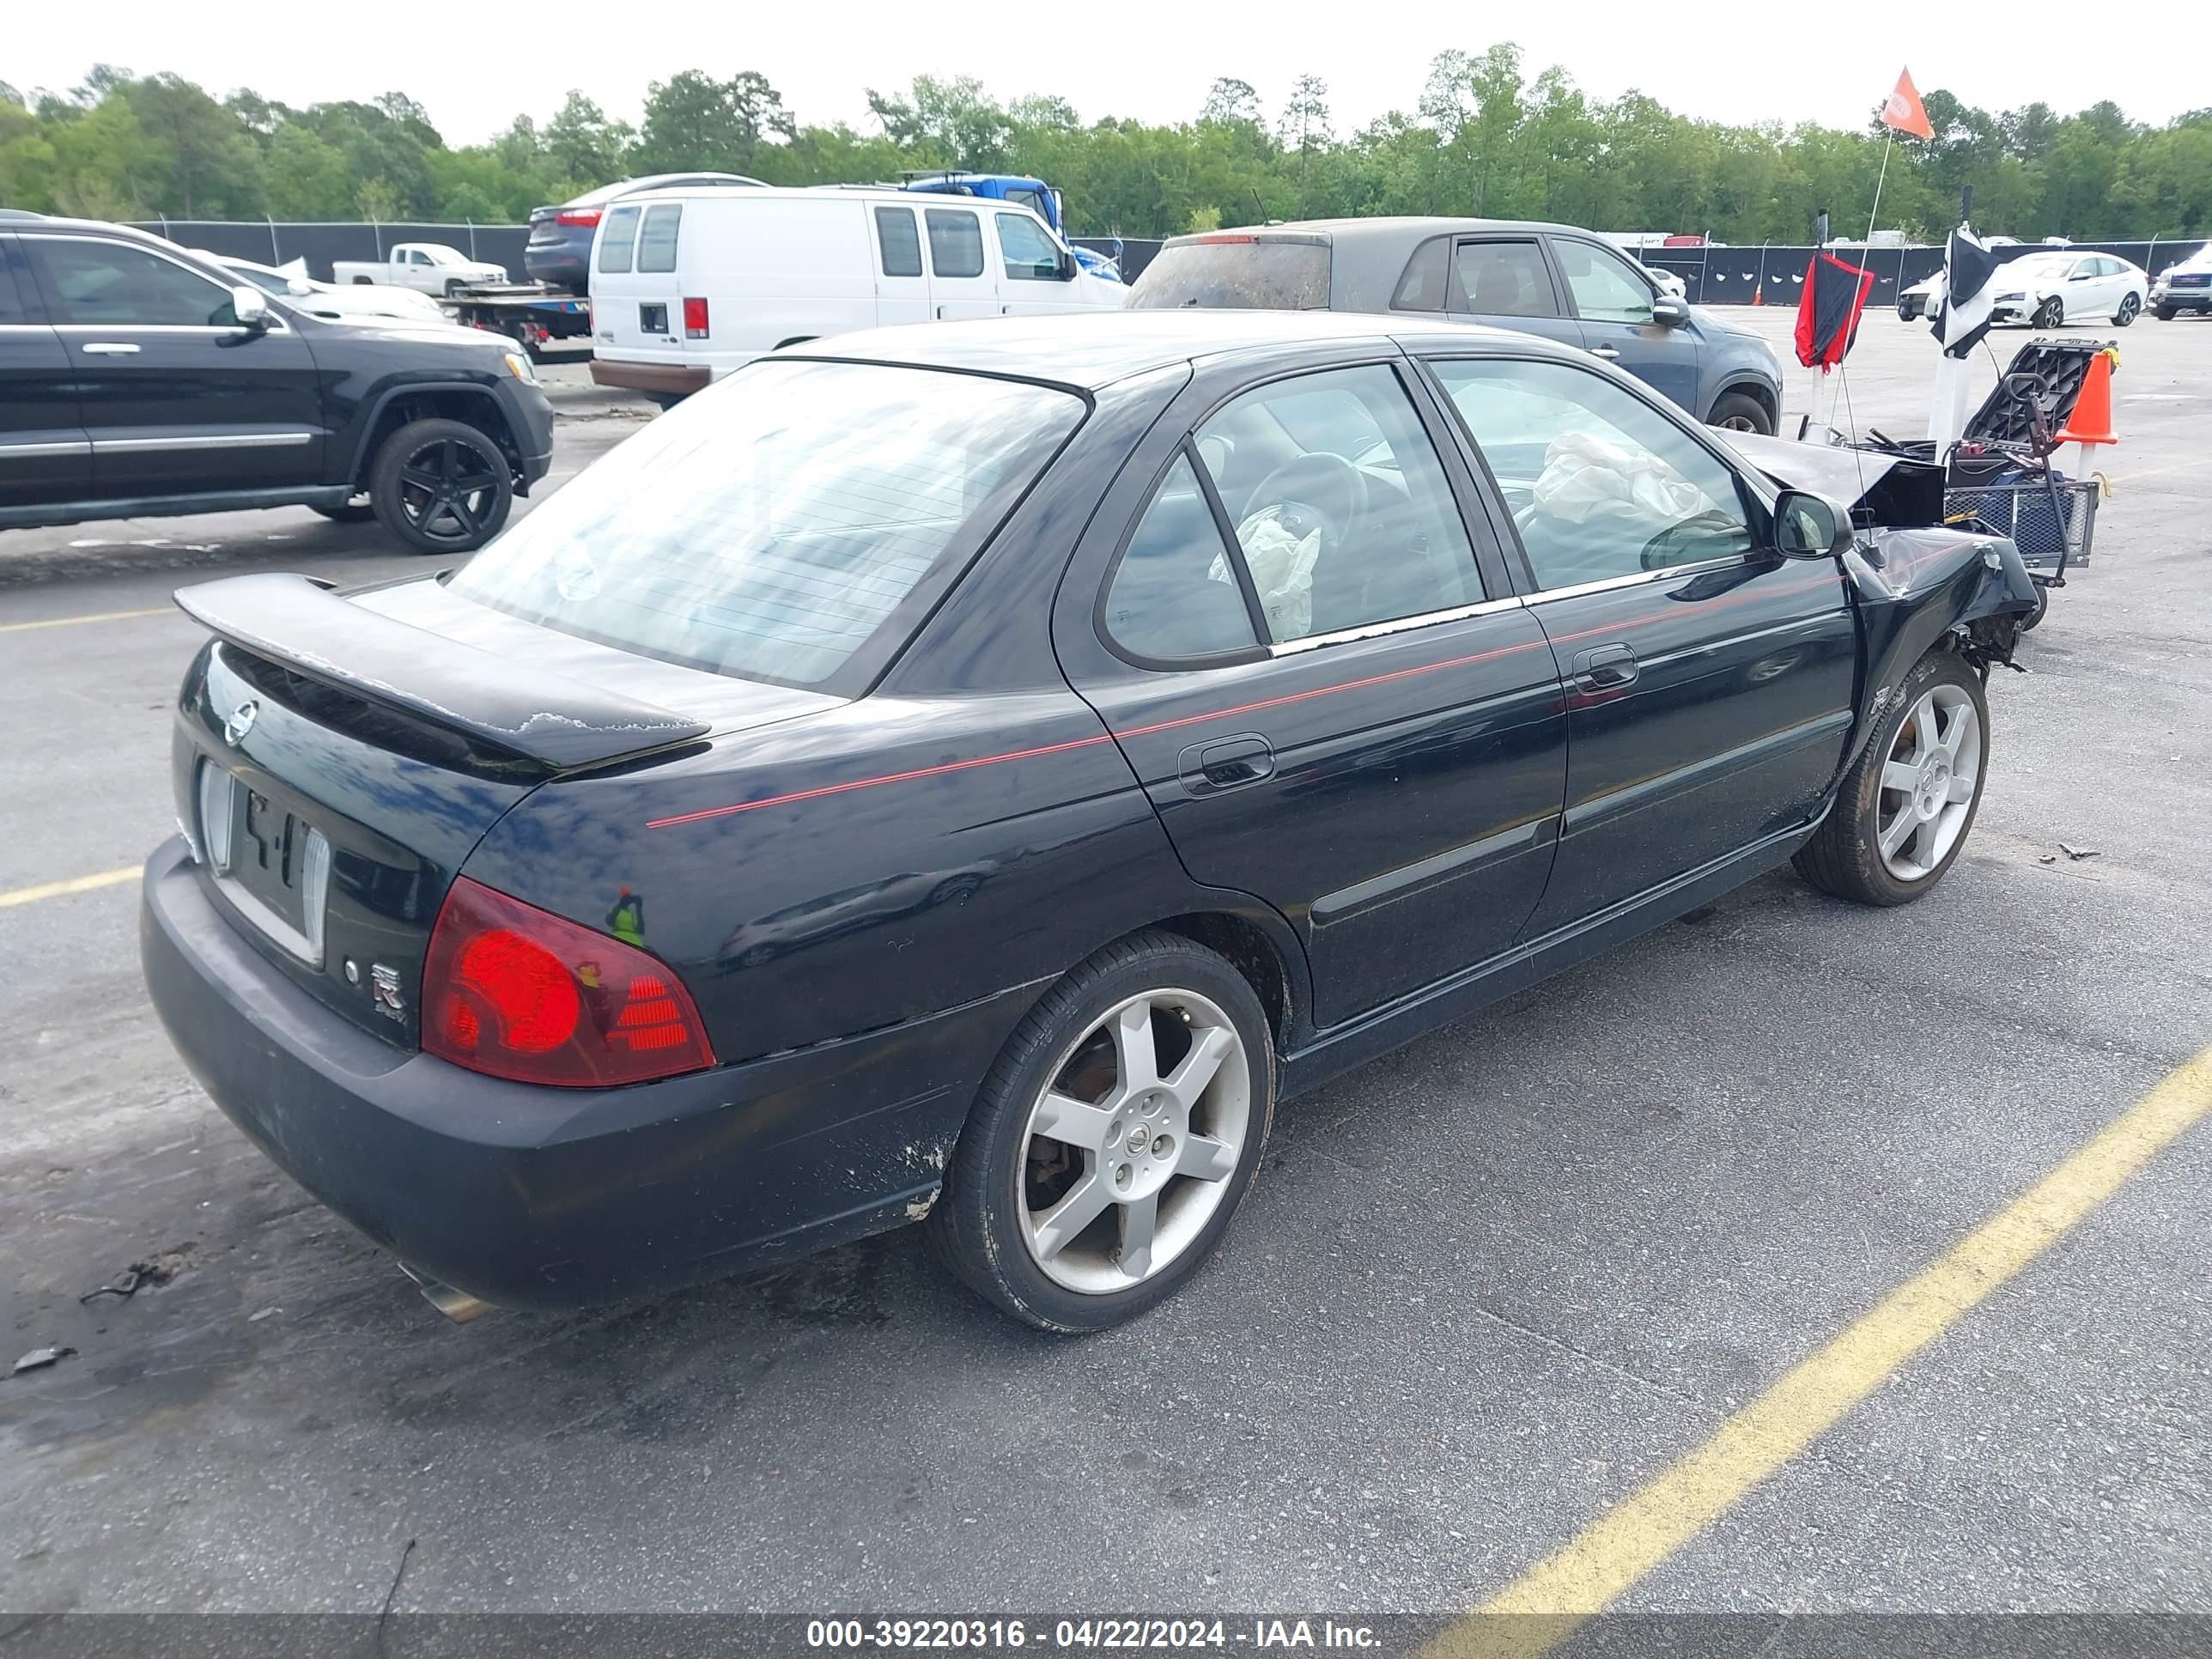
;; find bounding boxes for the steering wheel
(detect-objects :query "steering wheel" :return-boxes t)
[1244,453,1367,550]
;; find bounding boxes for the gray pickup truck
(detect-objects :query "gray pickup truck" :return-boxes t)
[1130,216,1785,435]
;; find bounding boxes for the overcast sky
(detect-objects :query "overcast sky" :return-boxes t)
[7,0,2193,144]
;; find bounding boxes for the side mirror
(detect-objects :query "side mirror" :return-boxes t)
[1057,245,1078,281]
[1652,295,1691,326]
[230,283,270,331]
[287,276,315,297]
[1772,489,1850,558]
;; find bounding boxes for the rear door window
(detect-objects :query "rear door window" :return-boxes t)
[1192,364,1482,641]
[875,207,924,277]
[1103,453,1260,661]
[636,204,682,274]
[925,210,985,279]
[0,253,27,324]
[598,206,640,274]
[1453,240,1557,318]
[449,361,1085,689]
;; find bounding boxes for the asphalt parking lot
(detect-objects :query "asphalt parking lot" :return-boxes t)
[3,312,2209,1644]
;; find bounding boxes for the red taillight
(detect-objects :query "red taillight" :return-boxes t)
[555,208,604,228]
[683,296,709,338]
[1196,234,1256,244]
[422,877,714,1088]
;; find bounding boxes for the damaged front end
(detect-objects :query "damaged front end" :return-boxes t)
[1719,428,2041,674]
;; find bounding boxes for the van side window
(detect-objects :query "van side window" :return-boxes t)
[875,207,923,278]
[637,205,682,274]
[996,212,1060,282]
[598,206,640,274]
[925,209,985,280]
[1103,453,1260,662]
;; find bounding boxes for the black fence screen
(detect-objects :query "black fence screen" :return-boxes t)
[1638,240,2203,307]
[127,221,530,283]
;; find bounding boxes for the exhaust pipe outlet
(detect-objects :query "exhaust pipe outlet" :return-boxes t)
[398,1262,494,1323]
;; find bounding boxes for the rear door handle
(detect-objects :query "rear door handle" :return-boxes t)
[1177,733,1275,796]
[81,342,141,355]
[1572,642,1638,689]
[1589,343,1621,362]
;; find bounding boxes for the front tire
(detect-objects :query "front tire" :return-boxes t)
[2154,302,2179,322]
[1707,392,1773,435]
[930,932,1275,1332]
[368,417,514,555]
[1795,647,1989,907]
[2032,297,2064,329]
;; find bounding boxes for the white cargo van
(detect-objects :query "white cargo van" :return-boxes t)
[586,186,1127,403]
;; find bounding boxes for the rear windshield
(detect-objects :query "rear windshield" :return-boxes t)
[450,362,1084,688]
[1128,239,1330,311]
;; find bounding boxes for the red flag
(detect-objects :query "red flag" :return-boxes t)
[1795,252,1875,373]
[1882,69,1935,140]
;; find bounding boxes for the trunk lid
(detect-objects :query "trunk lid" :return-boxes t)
[172,573,839,1047]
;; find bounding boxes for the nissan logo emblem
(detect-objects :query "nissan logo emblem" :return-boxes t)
[223,700,258,746]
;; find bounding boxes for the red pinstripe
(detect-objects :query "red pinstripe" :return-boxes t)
[644,568,1844,830]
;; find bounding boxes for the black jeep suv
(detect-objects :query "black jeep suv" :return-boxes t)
[0,216,555,554]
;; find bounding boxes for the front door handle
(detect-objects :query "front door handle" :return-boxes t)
[80,342,142,355]
[1177,733,1275,796]
[1572,641,1638,689]
[1589,343,1621,362]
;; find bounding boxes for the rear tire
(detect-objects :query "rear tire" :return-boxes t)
[2113,294,2140,327]
[1707,392,1773,435]
[310,495,376,525]
[929,932,1275,1333]
[368,417,514,556]
[1795,647,1989,908]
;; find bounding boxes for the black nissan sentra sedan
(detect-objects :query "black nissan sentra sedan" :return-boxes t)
[142,311,2039,1332]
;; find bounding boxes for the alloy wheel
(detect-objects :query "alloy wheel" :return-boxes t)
[1876,684,1982,882]
[396,437,503,548]
[1017,988,1250,1294]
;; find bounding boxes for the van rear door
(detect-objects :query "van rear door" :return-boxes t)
[591,201,689,374]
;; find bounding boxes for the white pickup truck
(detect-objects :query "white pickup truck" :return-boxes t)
[330,242,509,296]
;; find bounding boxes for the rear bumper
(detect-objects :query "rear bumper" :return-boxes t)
[590,358,712,397]
[140,838,1024,1311]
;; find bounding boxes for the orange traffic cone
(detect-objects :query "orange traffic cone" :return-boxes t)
[1751,282,1763,307]
[2057,346,2118,479]
[2057,347,2118,448]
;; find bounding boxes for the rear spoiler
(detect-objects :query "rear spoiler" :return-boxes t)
[173,573,709,770]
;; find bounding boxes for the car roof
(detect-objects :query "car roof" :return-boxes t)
[779,307,1587,391]
[562,173,767,209]
[615,184,1030,210]
[1159,215,1604,248]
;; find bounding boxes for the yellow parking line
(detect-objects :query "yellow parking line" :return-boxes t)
[0,866,141,908]
[0,606,173,634]
[1427,1043,2212,1659]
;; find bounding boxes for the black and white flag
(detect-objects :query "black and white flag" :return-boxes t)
[1930,227,2001,360]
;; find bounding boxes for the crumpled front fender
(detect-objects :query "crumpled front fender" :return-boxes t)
[1840,526,2039,766]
